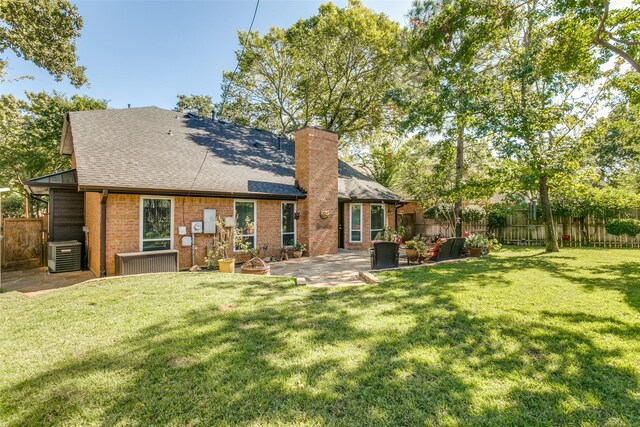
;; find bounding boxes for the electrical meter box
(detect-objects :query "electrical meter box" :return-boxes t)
[191,221,203,234]
[203,209,216,234]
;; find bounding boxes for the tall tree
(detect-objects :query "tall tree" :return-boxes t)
[490,0,606,252]
[396,0,502,236]
[174,94,215,118]
[0,0,87,87]
[218,0,401,143]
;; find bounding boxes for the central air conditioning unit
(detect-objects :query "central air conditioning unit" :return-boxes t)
[48,241,82,273]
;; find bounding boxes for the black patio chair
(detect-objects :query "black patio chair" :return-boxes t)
[431,238,455,262]
[370,241,400,270]
[449,237,466,260]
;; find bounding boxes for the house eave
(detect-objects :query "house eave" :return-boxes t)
[77,185,307,201]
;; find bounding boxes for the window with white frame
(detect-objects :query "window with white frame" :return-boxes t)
[370,204,385,241]
[350,203,362,242]
[234,200,256,251]
[140,197,173,251]
[282,202,296,247]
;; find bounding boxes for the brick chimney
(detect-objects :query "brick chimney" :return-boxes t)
[294,127,339,256]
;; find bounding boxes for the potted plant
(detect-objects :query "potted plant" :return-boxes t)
[465,233,486,257]
[213,217,236,273]
[373,227,403,244]
[414,240,429,262]
[292,242,306,258]
[405,240,419,262]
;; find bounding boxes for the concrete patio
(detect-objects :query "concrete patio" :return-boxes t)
[1,267,96,297]
[270,249,373,287]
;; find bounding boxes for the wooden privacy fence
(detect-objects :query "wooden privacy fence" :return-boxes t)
[1,217,47,270]
[411,208,640,248]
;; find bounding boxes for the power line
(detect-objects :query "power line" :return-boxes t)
[218,0,260,118]
[186,0,260,202]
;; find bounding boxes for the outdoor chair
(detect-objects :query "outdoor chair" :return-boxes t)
[427,238,455,262]
[449,237,466,260]
[370,241,400,270]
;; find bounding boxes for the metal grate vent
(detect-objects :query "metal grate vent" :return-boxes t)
[115,250,179,276]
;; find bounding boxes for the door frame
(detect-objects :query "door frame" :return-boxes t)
[338,202,345,249]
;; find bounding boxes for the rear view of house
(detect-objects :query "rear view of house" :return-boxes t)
[25,107,403,276]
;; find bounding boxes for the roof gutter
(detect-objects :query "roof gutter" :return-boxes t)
[77,185,307,201]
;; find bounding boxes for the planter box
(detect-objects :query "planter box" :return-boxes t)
[468,247,482,257]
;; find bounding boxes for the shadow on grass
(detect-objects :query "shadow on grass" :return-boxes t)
[2,258,639,425]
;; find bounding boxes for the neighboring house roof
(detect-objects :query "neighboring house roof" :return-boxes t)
[62,106,402,202]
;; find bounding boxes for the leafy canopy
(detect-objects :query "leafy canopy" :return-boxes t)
[0,91,107,194]
[0,0,87,87]
[174,94,215,118]
[219,0,401,142]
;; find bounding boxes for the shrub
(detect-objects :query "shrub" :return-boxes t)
[487,202,509,231]
[465,233,486,248]
[461,205,486,223]
[605,218,640,237]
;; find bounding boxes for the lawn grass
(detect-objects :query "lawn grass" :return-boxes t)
[1,247,639,426]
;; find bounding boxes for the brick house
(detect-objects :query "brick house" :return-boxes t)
[25,107,403,277]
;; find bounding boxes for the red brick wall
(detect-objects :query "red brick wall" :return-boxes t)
[94,194,293,276]
[294,128,339,256]
[343,202,397,250]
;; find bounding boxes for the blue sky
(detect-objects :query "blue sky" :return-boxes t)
[0,0,413,110]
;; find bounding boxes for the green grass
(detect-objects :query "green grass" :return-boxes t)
[1,247,639,426]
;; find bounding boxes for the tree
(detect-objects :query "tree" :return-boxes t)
[557,0,640,73]
[552,184,637,242]
[584,101,640,189]
[488,0,607,252]
[174,94,215,118]
[0,92,107,214]
[396,0,503,237]
[0,0,87,87]
[218,0,401,143]
[349,127,405,189]
[397,134,497,233]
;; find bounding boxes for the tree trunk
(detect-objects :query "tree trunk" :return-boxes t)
[454,125,464,238]
[580,217,590,244]
[539,175,559,252]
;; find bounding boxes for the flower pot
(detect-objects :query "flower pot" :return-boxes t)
[293,250,303,258]
[240,257,270,275]
[406,248,419,262]
[468,247,482,257]
[218,258,236,273]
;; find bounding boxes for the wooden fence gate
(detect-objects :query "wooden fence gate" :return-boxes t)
[1,217,47,271]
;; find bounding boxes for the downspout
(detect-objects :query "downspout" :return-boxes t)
[100,190,108,277]
[395,201,408,234]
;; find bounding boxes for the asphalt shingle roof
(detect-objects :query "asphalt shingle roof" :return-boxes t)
[68,106,402,202]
